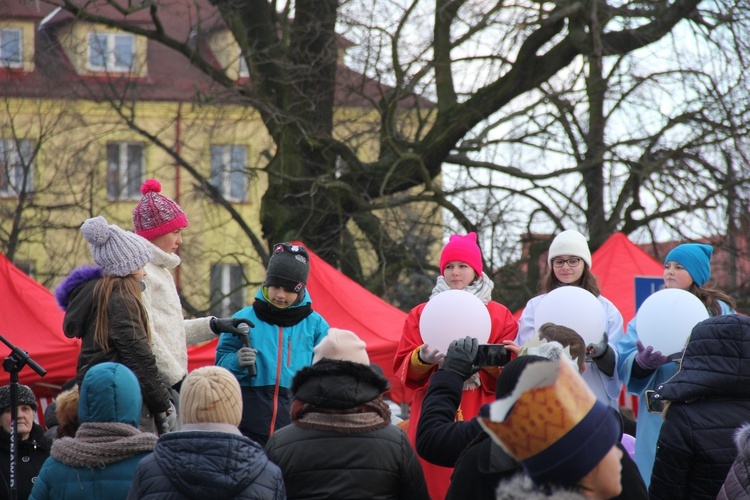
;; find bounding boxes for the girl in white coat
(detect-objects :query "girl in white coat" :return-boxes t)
[515,230,624,410]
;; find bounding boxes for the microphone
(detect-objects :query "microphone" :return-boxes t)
[236,323,257,377]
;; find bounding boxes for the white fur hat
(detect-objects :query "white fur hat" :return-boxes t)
[547,230,592,268]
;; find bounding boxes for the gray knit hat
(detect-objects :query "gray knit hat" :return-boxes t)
[0,384,37,414]
[263,242,310,293]
[81,216,152,277]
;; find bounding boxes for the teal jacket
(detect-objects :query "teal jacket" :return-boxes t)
[30,363,154,500]
[215,288,329,388]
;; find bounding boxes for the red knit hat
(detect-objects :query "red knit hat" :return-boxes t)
[132,179,189,241]
[439,232,483,277]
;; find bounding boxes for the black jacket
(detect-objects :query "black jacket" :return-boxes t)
[650,314,750,499]
[265,360,429,500]
[58,267,170,414]
[718,423,750,500]
[0,423,51,500]
[128,430,284,499]
[416,369,484,467]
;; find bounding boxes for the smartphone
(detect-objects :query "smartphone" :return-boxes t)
[474,344,512,367]
[645,390,666,414]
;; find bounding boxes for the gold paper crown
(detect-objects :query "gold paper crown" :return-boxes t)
[479,358,596,460]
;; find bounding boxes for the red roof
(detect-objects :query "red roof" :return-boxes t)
[0,0,430,109]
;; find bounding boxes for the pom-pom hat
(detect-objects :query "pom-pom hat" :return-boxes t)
[81,216,152,277]
[547,230,592,268]
[439,232,483,277]
[665,243,713,287]
[132,179,189,241]
[479,358,619,486]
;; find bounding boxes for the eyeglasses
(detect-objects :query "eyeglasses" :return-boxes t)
[551,257,582,268]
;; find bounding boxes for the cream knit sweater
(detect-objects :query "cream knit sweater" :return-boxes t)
[141,242,215,387]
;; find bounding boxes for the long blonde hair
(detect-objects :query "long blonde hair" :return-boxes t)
[93,275,150,351]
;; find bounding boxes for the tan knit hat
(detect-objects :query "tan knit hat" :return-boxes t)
[313,328,370,365]
[180,366,242,426]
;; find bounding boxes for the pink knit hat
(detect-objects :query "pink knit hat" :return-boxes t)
[439,232,483,277]
[132,179,189,241]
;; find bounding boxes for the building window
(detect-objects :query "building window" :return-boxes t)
[13,260,34,278]
[88,32,135,72]
[0,139,34,198]
[106,142,143,200]
[210,263,246,317]
[210,145,248,202]
[0,29,22,68]
[239,52,249,78]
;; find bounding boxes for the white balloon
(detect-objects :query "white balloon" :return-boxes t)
[420,289,492,354]
[636,288,709,355]
[533,287,607,346]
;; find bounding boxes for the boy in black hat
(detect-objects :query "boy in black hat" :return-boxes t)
[0,384,51,500]
[215,242,329,445]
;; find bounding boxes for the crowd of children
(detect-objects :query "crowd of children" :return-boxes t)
[2,189,747,499]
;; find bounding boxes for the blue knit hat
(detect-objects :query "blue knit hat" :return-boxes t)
[665,243,713,287]
[81,216,153,277]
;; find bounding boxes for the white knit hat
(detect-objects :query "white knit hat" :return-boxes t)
[547,230,592,268]
[313,328,370,365]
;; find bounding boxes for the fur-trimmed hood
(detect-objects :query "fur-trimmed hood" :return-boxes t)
[292,359,388,409]
[55,265,102,311]
[494,473,588,499]
[734,423,750,462]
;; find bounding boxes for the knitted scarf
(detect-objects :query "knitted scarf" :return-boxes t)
[430,271,494,305]
[51,422,157,468]
[290,397,391,434]
[253,299,312,327]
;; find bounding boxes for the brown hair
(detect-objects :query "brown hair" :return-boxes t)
[93,275,150,351]
[539,263,601,297]
[537,322,586,373]
[690,283,736,316]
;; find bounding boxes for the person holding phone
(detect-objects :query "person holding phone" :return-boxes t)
[393,232,518,500]
[515,230,625,411]
[649,315,750,498]
[616,243,735,487]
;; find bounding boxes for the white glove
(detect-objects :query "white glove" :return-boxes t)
[238,347,258,367]
[418,343,445,365]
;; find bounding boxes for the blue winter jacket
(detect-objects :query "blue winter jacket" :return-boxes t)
[30,362,153,500]
[215,288,329,388]
[127,430,285,499]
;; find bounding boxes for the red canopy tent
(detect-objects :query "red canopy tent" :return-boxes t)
[188,244,409,402]
[0,254,79,398]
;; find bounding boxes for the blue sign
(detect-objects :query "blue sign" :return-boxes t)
[634,276,664,311]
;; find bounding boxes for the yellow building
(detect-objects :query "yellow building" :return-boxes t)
[0,0,424,315]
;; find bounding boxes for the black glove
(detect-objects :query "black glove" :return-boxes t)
[441,336,479,380]
[210,317,255,336]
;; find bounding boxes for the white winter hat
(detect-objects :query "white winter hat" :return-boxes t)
[547,230,592,268]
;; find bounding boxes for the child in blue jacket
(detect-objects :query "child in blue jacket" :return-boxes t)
[215,243,329,445]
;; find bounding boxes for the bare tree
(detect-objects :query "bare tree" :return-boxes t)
[22,0,750,308]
